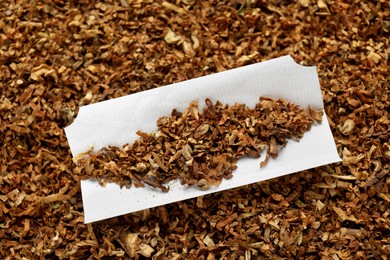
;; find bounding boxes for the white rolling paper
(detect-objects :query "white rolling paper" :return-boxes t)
[64,55,341,223]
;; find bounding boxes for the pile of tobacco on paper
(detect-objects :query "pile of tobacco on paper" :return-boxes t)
[1,0,388,259]
[74,97,322,192]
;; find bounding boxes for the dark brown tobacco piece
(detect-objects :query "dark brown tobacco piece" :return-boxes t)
[74,97,322,192]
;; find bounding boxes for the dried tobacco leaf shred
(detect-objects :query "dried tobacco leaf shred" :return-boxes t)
[74,97,322,192]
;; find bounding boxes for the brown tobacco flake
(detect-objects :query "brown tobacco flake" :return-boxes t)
[215,213,238,231]
[75,97,321,192]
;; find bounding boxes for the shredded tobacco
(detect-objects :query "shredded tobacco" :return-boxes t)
[1,0,389,259]
[74,97,322,192]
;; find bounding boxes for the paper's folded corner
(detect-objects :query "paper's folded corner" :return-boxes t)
[64,55,341,223]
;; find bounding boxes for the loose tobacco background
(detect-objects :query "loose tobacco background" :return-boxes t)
[0,0,389,259]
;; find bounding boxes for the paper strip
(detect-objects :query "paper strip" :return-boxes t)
[64,55,341,223]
